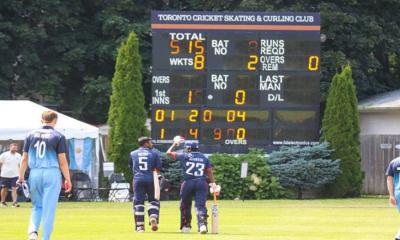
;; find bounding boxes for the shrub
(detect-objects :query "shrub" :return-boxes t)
[210,149,285,200]
[160,152,182,200]
[268,143,341,199]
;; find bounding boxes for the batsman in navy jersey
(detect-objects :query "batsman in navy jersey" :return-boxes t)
[18,111,72,240]
[129,136,161,233]
[386,157,400,240]
[167,140,218,234]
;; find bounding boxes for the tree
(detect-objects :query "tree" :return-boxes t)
[268,143,341,199]
[236,0,400,101]
[321,65,363,197]
[107,32,147,181]
[2,0,400,125]
[0,0,148,123]
[0,0,79,102]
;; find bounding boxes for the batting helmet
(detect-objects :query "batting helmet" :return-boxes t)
[184,140,199,150]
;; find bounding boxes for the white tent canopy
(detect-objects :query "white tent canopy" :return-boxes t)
[0,100,100,188]
[0,100,98,140]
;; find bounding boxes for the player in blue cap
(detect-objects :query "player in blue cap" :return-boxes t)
[167,138,219,234]
[129,136,161,233]
[18,110,72,240]
[386,156,400,240]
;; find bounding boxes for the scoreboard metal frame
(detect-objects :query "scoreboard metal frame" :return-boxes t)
[151,11,320,153]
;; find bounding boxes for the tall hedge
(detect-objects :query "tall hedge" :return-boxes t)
[107,32,147,181]
[321,65,363,197]
[210,149,285,200]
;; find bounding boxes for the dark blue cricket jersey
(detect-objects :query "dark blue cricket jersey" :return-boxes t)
[129,147,161,182]
[176,152,212,181]
[23,126,67,169]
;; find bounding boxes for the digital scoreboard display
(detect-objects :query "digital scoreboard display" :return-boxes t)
[151,11,320,153]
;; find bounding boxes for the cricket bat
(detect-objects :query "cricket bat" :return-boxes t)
[153,171,160,200]
[211,192,219,234]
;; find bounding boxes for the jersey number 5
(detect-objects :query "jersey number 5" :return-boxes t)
[185,162,205,176]
[138,157,148,171]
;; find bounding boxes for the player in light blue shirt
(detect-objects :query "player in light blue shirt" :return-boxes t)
[18,111,72,240]
[386,157,400,240]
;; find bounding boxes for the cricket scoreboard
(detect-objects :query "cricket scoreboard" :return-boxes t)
[151,11,320,153]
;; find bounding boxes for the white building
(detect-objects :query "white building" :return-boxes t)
[358,89,400,194]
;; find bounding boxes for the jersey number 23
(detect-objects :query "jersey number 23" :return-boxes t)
[185,162,205,176]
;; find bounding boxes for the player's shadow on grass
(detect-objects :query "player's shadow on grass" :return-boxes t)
[159,231,246,236]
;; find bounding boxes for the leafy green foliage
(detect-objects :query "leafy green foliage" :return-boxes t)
[236,0,400,100]
[321,65,363,197]
[210,149,285,200]
[0,0,151,123]
[2,1,400,124]
[160,149,284,200]
[268,143,341,199]
[107,32,147,181]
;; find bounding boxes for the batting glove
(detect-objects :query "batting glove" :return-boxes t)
[173,135,185,146]
[209,183,221,194]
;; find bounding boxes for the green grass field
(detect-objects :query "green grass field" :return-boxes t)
[1,197,398,240]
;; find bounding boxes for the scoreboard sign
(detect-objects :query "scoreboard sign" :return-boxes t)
[151,11,320,153]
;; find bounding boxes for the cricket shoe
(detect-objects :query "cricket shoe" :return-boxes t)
[199,224,207,234]
[150,217,158,231]
[180,226,191,233]
[28,231,38,240]
[136,226,145,233]
[1,202,7,207]
[12,202,20,208]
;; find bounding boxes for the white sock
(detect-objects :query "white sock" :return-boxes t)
[395,229,400,239]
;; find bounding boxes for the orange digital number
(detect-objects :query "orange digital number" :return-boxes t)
[188,40,204,54]
[189,128,198,139]
[187,90,193,104]
[227,110,235,122]
[226,110,247,122]
[189,109,199,122]
[170,40,180,55]
[194,40,205,55]
[155,109,165,122]
[237,111,246,121]
[170,110,175,121]
[237,128,246,140]
[213,128,222,140]
[188,40,193,54]
[203,110,212,122]
[235,90,246,105]
[194,55,205,70]
[160,128,165,139]
[308,56,319,71]
[247,55,258,71]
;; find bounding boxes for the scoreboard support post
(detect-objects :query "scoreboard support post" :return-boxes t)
[240,161,248,201]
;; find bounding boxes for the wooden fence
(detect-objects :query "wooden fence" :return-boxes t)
[361,135,400,194]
